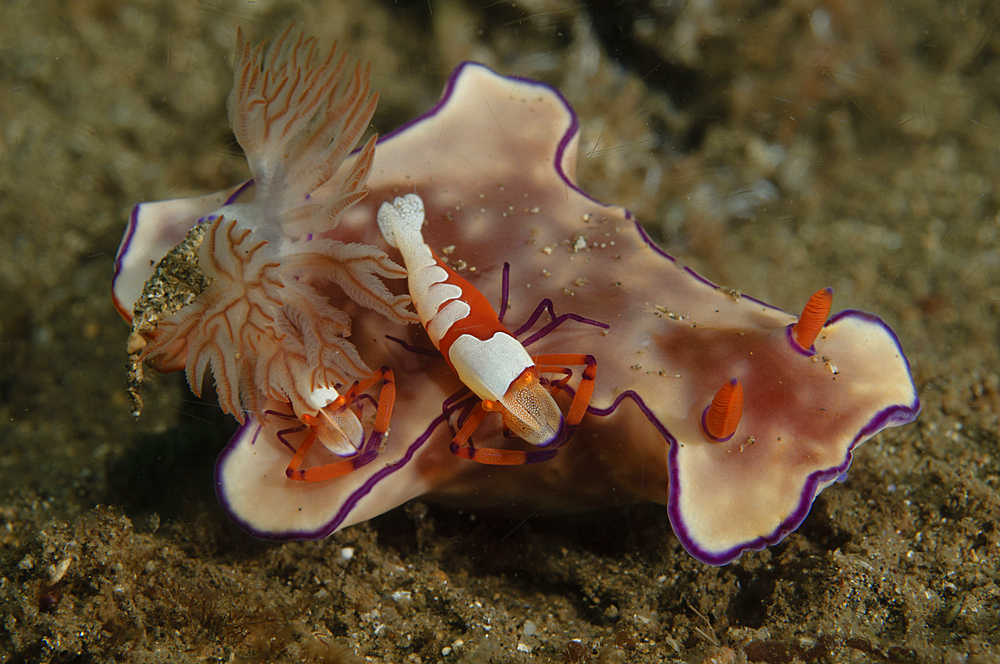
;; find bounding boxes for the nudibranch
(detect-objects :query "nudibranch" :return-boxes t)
[113,30,919,565]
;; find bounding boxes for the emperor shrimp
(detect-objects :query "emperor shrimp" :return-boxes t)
[377,193,604,465]
[269,367,396,482]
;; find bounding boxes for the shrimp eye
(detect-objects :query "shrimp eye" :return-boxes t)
[510,366,540,392]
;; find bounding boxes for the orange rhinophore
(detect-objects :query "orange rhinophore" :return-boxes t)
[701,378,744,442]
[791,287,834,350]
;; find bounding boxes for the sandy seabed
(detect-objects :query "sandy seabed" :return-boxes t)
[1,1,998,662]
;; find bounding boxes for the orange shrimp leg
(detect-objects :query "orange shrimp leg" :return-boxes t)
[532,353,598,434]
[345,367,397,440]
[285,429,366,482]
[449,400,559,465]
[284,368,395,482]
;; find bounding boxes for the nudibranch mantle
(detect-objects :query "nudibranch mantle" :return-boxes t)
[113,59,919,565]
